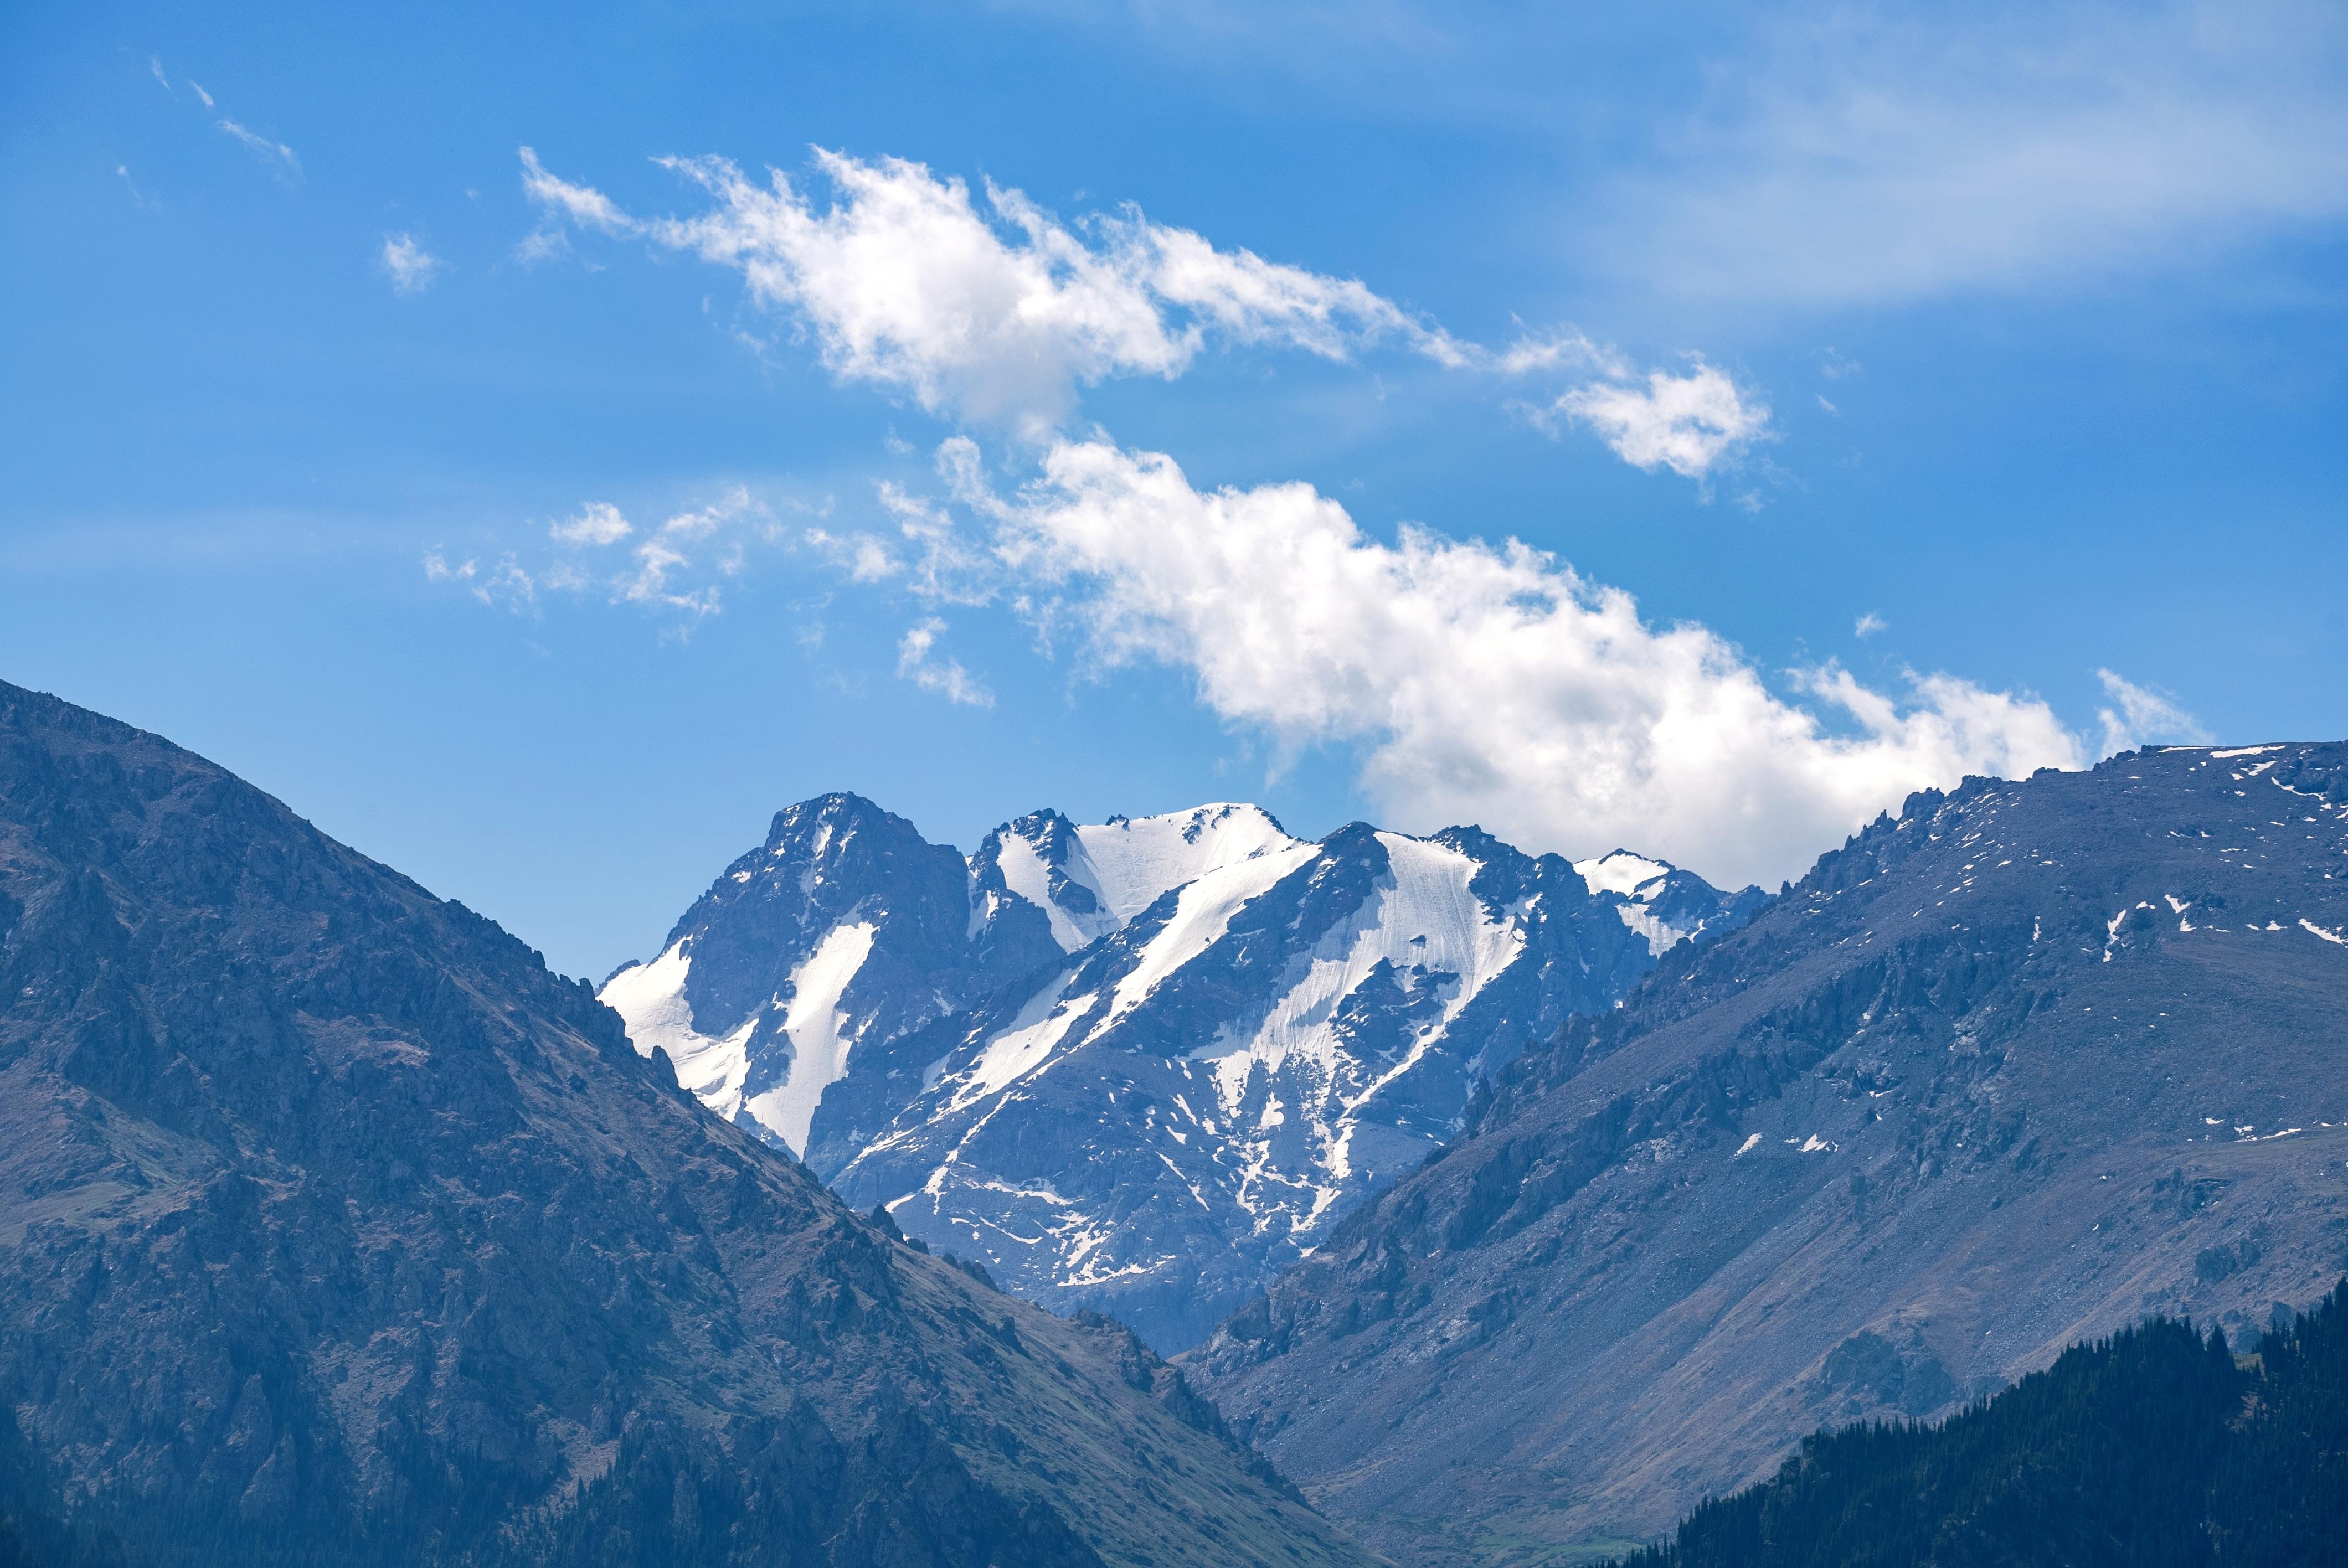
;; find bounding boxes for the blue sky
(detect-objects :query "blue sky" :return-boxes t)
[6,0,2345,981]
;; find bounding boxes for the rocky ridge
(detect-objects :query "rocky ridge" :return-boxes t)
[1188,744,2348,1564]
[0,680,1374,1568]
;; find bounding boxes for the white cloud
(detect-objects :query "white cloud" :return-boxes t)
[1537,360,1772,481]
[379,233,446,295]
[519,146,631,233]
[897,617,995,706]
[958,437,2088,888]
[518,146,1465,436]
[2095,668,2209,754]
[425,550,535,615]
[430,487,800,631]
[116,164,156,211]
[608,489,771,620]
[516,144,1767,482]
[1600,0,2348,305]
[549,501,634,546]
[217,117,300,179]
[188,80,214,110]
[423,549,474,584]
[1854,612,1886,637]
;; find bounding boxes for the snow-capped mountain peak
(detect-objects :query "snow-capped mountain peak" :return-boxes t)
[604,795,1767,1346]
[600,792,1001,1157]
[1573,848,1671,898]
[977,801,1301,952]
[1575,847,1769,956]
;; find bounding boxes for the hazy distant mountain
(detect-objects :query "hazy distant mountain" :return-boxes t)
[0,682,1374,1568]
[604,796,1762,1347]
[1188,745,2348,1564]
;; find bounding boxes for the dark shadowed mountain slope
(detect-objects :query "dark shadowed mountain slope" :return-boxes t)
[1611,1279,2348,1568]
[0,681,1376,1568]
[1191,745,2348,1564]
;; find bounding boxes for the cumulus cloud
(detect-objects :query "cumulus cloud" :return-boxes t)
[379,234,445,295]
[938,437,2094,888]
[897,618,995,706]
[517,146,1471,436]
[549,501,633,546]
[513,145,1784,479]
[2095,668,2209,754]
[1536,359,1771,481]
[1854,612,1886,637]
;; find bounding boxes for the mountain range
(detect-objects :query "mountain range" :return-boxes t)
[1188,744,2348,1562]
[599,796,1764,1347]
[9,672,2347,1566]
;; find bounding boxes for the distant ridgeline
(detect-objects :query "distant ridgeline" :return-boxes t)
[1612,1280,2348,1568]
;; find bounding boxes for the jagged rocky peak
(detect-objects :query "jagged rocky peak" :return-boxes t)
[601,791,997,1156]
[835,814,1762,1349]
[605,790,1764,1348]
[974,801,1302,952]
[1574,846,1772,956]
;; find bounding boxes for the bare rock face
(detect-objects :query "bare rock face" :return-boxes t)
[1188,745,2348,1565]
[0,680,1375,1568]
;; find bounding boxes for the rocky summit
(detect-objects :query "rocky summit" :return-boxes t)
[1188,745,2348,1565]
[604,795,1762,1348]
[0,681,1374,1568]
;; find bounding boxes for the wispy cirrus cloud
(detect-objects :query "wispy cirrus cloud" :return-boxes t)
[147,56,301,185]
[429,486,804,630]
[897,617,994,706]
[2095,668,2210,754]
[1593,0,2348,306]
[214,117,300,182]
[1023,2,2348,307]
